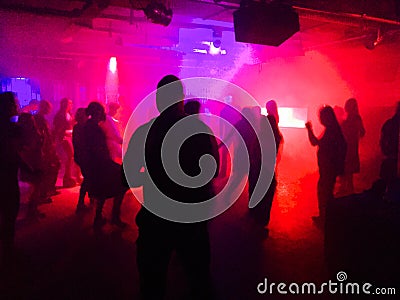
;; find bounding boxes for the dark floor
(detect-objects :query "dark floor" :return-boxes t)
[0,162,398,299]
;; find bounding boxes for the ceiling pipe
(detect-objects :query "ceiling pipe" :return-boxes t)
[0,1,92,18]
[0,0,119,19]
[192,0,400,29]
[294,6,400,29]
[1,0,399,31]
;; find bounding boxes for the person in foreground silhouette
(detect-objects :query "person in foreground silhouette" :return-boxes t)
[124,75,219,300]
[306,106,347,225]
[83,102,128,228]
[0,92,21,264]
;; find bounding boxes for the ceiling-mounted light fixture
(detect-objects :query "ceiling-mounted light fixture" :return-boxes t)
[143,1,173,26]
[212,29,222,48]
[212,39,221,48]
[195,41,227,56]
[210,29,222,54]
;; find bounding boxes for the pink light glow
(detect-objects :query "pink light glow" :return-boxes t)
[106,57,119,103]
[109,57,117,74]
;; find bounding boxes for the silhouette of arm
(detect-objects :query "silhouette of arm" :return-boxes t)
[266,115,283,151]
[306,122,319,146]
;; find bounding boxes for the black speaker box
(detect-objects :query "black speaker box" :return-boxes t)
[233,3,300,46]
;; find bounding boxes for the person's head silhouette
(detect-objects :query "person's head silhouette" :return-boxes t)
[75,107,88,125]
[156,75,184,114]
[86,102,106,123]
[38,100,52,115]
[319,105,340,129]
[60,97,72,113]
[344,98,360,116]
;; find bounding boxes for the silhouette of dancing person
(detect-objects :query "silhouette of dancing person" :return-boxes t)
[379,101,400,201]
[219,96,241,178]
[100,102,123,164]
[250,100,283,227]
[265,100,283,163]
[53,98,76,187]
[222,107,258,198]
[221,107,261,206]
[247,106,262,200]
[124,75,219,300]
[83,102,128,227]
[18,113,46,219]
[34,100,60,199]
[72,108,92,213]
[306,106,346,224]
[0,92,21,263]
[339,98,365,195]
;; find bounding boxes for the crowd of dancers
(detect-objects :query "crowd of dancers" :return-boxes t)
[1,75,400,299]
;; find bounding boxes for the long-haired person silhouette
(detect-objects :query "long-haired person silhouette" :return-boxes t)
[306,105,347,225]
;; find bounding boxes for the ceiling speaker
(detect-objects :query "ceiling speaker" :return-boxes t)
[233,2,300,46]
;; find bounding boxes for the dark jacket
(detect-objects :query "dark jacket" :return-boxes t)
[83,119,126,199]
[125,108,220,226]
